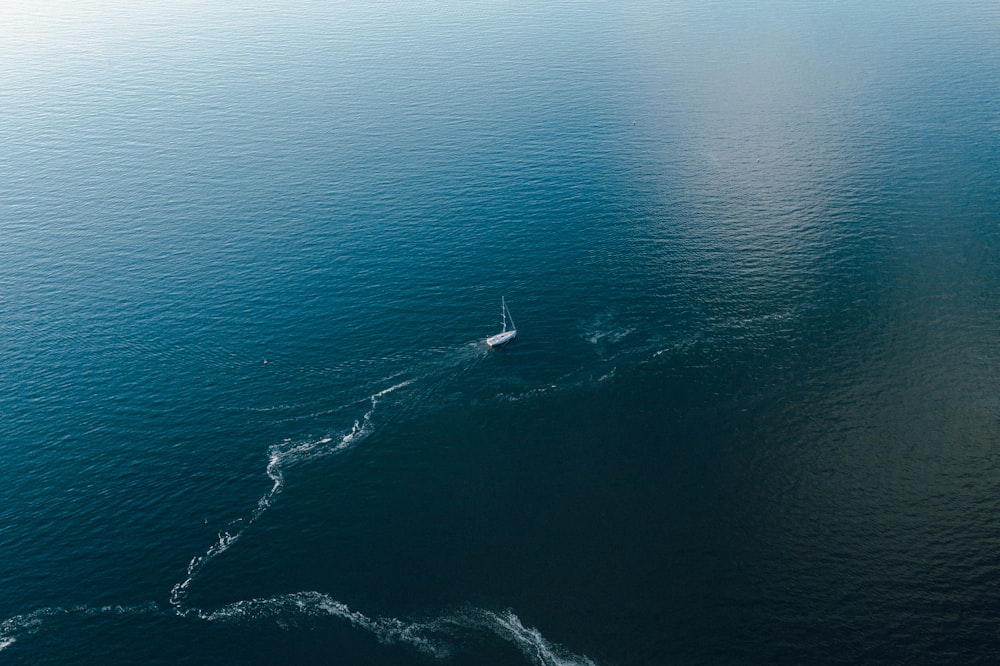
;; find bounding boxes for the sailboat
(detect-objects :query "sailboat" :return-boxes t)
[486,297,517,347]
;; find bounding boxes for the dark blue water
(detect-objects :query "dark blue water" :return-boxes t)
[2,1,999,663]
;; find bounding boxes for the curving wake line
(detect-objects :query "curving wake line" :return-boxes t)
[0,603,161,652]
[0,594,597,666]
[169,379,413,609]
[201,591,597,666]
[0,347,599,664]
[171,346,486,609]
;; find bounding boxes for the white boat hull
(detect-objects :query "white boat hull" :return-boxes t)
[486,330,517,347]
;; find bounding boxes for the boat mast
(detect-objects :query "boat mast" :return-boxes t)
[501,296,507,332]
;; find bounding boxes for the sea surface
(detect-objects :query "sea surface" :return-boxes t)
[2,1,999,663]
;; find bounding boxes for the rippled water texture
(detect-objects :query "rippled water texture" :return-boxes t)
[1,1,999,663]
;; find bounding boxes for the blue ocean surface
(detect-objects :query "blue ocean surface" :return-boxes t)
[2,1,999,663]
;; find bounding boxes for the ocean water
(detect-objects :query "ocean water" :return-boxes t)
[2,1,999,663]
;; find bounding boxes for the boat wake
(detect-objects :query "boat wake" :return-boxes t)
[202,592,597,666]
[582,313,635,349]
[0,595,595,666]
[0,345,598,664]
[169,379,413,609]
[0,603,160,653]
[168,342,492,611]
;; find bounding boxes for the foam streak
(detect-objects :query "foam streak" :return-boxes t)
[169,380,413,609]
[0,603,160,653]
[200,591,597,665]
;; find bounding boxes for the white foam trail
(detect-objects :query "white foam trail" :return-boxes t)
[199,591,450,657]
[199,591,596,665]
[8,349,595,658]
[170,380,413,609]
[0,595,597,666]
[0,603,160,653]
[582,313,635,347]
[475,608,597,666]
[586,327,634,345]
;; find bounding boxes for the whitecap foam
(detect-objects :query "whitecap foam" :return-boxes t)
[475,609,597,666]
[0,603,161,653]
[586,327,634,345]
[198,591,451,658]
[0,351,602,664]
[581,313,635,348]
[198,592,596,665]
[0,591,601,665]
[170,379,414,609]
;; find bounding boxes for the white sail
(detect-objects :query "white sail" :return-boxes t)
[486,297,517,347]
